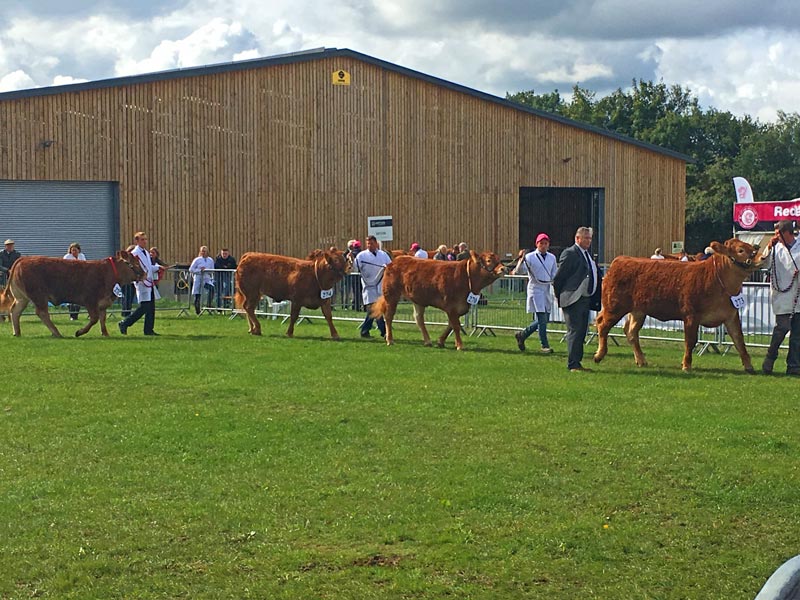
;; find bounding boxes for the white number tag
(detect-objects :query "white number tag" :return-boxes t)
[466,292,481,305]
[320,288,334,300]
[112,283,123,298]
[730,293,745,309]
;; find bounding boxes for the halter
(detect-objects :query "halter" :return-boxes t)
[313,255,347,289]
[107,256,120,280]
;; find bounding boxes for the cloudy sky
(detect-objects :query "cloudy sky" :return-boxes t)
[2,0,800,122]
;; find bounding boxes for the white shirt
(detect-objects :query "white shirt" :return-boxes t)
[515,250,557,313]
[355,249,392,304]
[651,254,665,260]
[189,256,215,294]
[63,252,86,261]
[132,245,160,302]
[763,241,800,315]
[413,249,428,259]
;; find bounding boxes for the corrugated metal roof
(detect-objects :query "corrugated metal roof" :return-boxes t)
[0,47,693,162]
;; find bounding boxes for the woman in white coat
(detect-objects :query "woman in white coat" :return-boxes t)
[63,242,87,320]
[189,245,215,315]
[513,233,558,353]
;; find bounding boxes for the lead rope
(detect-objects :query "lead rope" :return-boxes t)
[769,242,800,314]
[466,260,476,294]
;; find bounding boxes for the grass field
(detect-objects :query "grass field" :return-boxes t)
[1,311,798,599]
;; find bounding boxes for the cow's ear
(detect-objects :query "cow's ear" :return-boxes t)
[710,241,726,256]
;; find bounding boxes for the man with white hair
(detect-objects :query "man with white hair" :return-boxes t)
[553,227,599,372]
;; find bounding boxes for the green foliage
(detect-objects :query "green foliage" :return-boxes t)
[507,82,800,253]
[0,314,797,599]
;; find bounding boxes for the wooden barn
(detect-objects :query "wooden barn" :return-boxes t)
[0,47,690,263]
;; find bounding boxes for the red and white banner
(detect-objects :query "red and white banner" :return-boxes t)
[734,200,800,231]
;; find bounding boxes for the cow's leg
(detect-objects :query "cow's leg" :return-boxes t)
[320,300,340,340]
[98,308,109,337]
[76,306,100,337]
[383,300,398,346]
[34,304,62,338]
[10,298,28,337]
[285,303,302,338]
[724,314,754,373]
[625,311,648,367]
[594,309,625,363]
[413,303,432,347]
[445,311,465,350]
[682,318,700,371]
[243,293,261,335]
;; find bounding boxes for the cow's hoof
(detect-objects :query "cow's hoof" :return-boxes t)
[636,361,647,367]
[744,367,756,375]
[423,341,432,347]
[436,342,445,348]
[250,331,262,336]
[75,331,82,338]
[331,336,341,341]
[386,340,394,346]
[593,353,603,363]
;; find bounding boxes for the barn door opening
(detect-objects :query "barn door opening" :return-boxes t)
[519,187,604,262]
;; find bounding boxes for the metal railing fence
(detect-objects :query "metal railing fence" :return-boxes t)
[0,267,787,353]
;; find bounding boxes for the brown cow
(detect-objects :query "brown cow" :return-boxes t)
[0,251,145,337]
[370,250,507,350]
[235,248,351,338]
[593,239,763,372]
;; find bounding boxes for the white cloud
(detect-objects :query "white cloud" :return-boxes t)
[52,75,88,86]
[654,30,800,121]
[0,69,35,92]
[114,18,247,75]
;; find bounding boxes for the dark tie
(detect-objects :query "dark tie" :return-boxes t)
[584,251,594,294]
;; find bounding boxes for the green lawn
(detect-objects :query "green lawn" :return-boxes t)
[1,312,797,599]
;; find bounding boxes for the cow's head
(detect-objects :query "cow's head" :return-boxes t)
[710,238,763,270]
[117,250,146,280]
[325,247,352,277]
[470,250,507,279]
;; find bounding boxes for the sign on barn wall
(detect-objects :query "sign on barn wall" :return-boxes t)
[331,70,351,85]
[368,216,393,242]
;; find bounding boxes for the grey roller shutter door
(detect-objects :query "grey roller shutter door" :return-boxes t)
[0,180,118,260]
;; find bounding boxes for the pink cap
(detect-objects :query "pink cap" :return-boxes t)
[411,243,420,250]
[535,233,550,244]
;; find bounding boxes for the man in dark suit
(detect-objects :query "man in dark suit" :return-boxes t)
[553,226,600,372]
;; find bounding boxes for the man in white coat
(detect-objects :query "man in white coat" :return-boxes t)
[761,220,800,375]
[189,245,215,315]
[355,235,392,337]
[118,231,164,336]
[513,232,558,353]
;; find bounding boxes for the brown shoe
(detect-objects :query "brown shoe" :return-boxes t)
[540,347,553,354]
[569,367,593,372]
[515,331,526,352]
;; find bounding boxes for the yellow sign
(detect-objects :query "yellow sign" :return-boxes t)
[332,70,351,86]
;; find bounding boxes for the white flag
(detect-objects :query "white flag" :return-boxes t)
[733,177,754,203]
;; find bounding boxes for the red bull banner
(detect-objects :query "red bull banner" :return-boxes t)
[734,200,800,232]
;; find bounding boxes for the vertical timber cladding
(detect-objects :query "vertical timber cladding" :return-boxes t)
[0,180,118,259]
[0,49,688,262]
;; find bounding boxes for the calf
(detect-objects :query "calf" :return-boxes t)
[370,251,506,350]
[0,251,145,337]
[593,239,763,372]
[235,249,351,338]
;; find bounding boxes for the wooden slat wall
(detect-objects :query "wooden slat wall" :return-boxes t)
[0,56,686,262]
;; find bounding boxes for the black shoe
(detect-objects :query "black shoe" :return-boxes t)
[118,322,128,335]
[360,332,371,338]
[515,331,526,352]
[144,331,160,336]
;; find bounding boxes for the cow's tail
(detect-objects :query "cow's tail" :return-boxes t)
[370,296,387,319]
[0,279,14,318]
